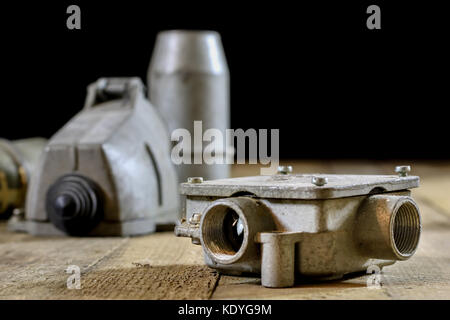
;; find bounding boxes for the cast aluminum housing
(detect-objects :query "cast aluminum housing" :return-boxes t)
[175,172,422,287]
[10,78,179,236]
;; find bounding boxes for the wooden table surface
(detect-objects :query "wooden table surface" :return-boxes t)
[1,161,449,299]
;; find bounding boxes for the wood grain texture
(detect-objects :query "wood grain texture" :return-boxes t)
[0,229,218,300]
[61,235,218,300]
[0,161,449,300]
[0,227,127,299]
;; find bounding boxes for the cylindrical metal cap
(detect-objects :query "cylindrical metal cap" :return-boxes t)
[148,30,231,182]
[149,30,228,74]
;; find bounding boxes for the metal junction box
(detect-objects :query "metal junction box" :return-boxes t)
[176,170,421,288]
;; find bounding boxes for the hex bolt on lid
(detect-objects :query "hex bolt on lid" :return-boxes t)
[277,166,293,175]
[187,177,203,184]
[311,176,328,186]
[395,165,411,177]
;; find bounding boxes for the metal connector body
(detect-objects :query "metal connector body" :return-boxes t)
[0,138,47,217]
[176,173,421,287]
[9,78,179,236]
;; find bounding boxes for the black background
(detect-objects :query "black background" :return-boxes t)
[2,1,448,159]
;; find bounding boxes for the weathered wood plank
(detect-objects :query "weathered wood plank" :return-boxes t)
[0,224,127,299]
[414,178,450,218]
[0,228,218,300]
[61,234,218,300]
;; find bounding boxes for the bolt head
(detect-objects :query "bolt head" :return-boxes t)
[277,166,293,175]
[311,176,328,186]
[12,208,24,217]
[395,165,411,177]
[187,177,203,184]
[189,213,201,224]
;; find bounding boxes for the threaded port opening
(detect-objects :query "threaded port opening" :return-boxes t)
[202,203,246,263]
[392,201,421,257]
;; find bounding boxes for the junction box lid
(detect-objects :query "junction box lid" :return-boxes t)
[180,174,419,200]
